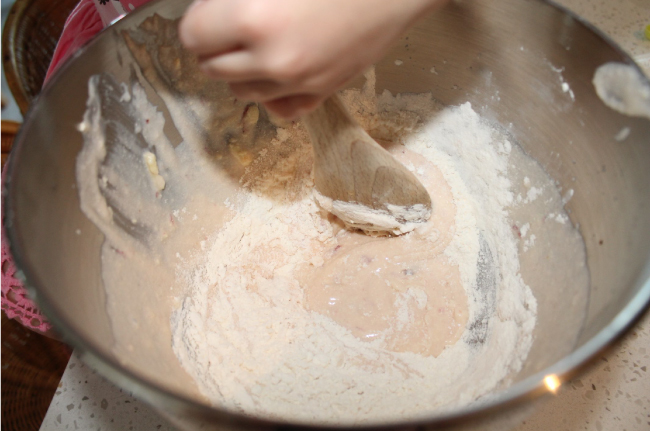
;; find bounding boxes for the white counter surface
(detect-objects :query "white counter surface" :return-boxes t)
[42,311,650,431]
[40,0,650,430]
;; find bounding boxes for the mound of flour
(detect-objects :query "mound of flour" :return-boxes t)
[170,79,537,424]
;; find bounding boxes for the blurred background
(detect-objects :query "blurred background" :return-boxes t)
[2,0,21,122]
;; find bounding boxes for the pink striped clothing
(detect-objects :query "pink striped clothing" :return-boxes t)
[47,0,152,80]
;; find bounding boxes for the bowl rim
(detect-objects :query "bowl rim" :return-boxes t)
[4,0,650,427]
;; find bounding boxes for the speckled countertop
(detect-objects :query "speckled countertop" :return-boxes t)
[512,312,650,431]
[40,1,650,430]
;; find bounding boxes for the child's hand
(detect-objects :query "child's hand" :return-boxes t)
[179,0,447,118]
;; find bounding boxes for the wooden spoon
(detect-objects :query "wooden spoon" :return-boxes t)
[302,94,432,235]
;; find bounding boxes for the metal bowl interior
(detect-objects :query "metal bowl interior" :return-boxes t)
[4,0,650,429]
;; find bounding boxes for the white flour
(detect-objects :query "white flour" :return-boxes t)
[76,17,590,426]
[168,75,537,424]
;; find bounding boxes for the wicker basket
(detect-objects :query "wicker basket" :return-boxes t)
[2,0,80,115]
[1,119,21,169]
[1,313,72,431]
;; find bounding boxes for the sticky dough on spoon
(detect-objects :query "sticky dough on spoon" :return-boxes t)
[313,192,431,236]
[312,138,433,237]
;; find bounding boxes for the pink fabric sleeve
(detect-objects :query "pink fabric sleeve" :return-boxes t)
[46,0,155,81]
[45,0,104,82]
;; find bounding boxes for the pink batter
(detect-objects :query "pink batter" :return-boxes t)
[300,146,468,357]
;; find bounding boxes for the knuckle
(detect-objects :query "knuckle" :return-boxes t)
[302,73,330,93]
[263,52,310,83]
[232,1,275,40]
[179,13,215,52]
[178,15,199,48]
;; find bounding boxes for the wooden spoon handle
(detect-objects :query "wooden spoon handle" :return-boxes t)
[303,94,377,203]
[303,94,361,151]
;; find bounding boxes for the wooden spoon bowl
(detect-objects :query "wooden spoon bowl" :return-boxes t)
[302,94,432,235]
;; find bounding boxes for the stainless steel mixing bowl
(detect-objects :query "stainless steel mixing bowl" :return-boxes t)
[4,0,650,429]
